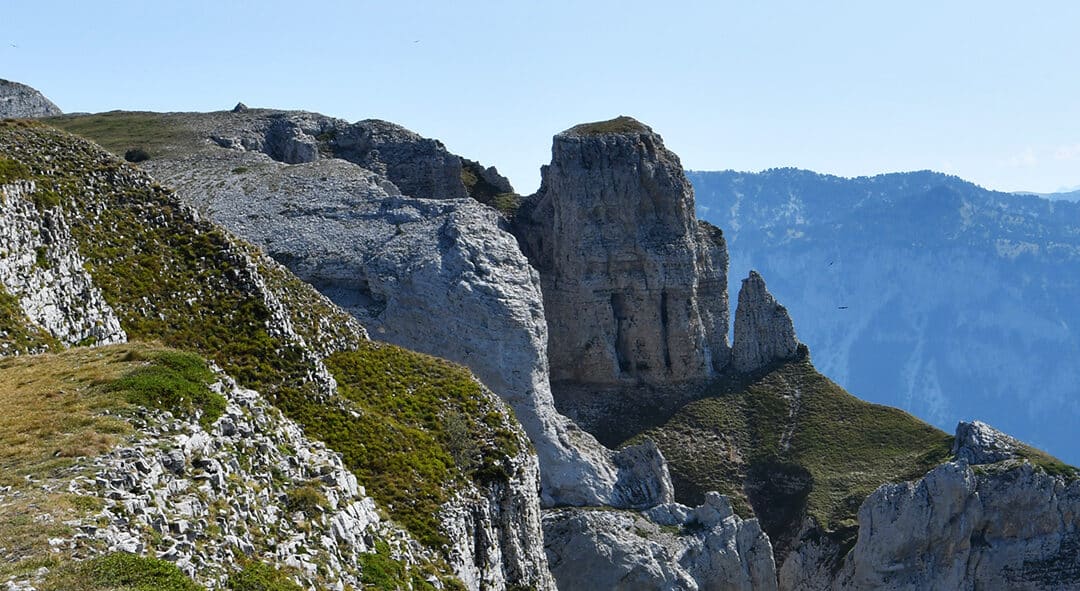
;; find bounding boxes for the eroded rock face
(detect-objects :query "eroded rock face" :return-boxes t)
[516,117,730,385]
[200,110,512,202]
[544,492,778,590]
[0,181,126,349]
[0,79,61,118]
[732,271,799,373]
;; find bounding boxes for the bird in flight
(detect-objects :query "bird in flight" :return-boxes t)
[9,41,17,48]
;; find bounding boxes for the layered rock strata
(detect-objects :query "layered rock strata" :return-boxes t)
[515,117,730,385]
[0,79,61,118]
[732,271,799,373]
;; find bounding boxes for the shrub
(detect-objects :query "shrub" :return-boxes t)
[77,552,203,590]
[284,484,330,517]
[124,147,151,163]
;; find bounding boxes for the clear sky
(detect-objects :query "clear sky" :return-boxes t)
[3,1,1079,194]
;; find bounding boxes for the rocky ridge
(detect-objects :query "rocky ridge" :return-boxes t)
[0,79,61,119]
[63,367,393,589]
[0,121,554,590]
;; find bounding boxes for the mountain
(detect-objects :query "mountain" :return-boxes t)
[689,168,1080,466]
[2,101,1076,589]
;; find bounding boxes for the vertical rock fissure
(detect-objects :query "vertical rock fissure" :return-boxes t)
[660,288,672,370]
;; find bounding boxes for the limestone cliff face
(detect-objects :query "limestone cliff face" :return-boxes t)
[732,271,800,373]
[516,117,730,385]
[0,79,61,118]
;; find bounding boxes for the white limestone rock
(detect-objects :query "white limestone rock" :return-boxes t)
[952,420,1021,465]
[818,460,1080,590]
[0,79,61,118]
[543,492,778,591]
[0,181,126,349]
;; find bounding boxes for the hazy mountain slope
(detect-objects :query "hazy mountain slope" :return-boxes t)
[688,168,1080,465]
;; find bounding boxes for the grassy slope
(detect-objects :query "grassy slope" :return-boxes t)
[633,357,954,549]
[43,111,199,160]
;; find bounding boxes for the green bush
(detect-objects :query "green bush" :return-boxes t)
[225,561,303,591]
[284,484,330,517]
[79,552,203,591]
[124,147,151,163]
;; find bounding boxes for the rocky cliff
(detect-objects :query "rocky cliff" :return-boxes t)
[109,108,668,512]
[0,120,554,590]
[0,79,61,119]
[516,117,730,386]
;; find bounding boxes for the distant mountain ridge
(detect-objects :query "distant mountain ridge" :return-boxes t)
[689,167,1080,465]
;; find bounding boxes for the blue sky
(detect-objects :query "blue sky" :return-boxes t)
[3,1,1079,194]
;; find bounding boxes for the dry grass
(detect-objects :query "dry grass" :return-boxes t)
[0,345,141,486]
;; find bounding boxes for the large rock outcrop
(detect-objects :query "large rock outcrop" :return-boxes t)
[516,116,730,386]
[732,270,799,373]
[148,139,672,511]
[0,79,61,118]
[200,110,511,202]
[544,492,778,590]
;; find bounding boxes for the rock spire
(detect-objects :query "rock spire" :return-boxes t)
[732,270,799,373]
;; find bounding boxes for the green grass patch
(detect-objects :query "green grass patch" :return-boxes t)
[42,552,204,591]
[359,540,438,591]
[308,343,522,549]
[0,155,30,183]
[225,560,303,591]
[565,116,649,136]
[1016,444,1079,480]
[108,349,224,429]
